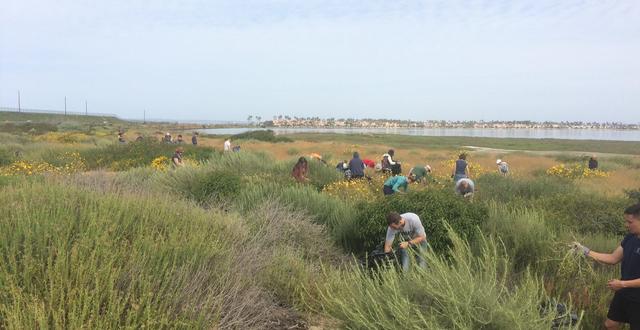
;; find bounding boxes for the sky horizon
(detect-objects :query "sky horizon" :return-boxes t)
[1,1,639,123]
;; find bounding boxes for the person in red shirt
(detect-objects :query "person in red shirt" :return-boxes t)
[362,159,376,168]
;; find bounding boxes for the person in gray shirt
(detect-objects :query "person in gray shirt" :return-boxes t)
[455,178,475,200]
[384,212,429,271]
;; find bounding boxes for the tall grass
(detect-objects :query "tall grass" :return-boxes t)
[0,181,311,328]
[307,228,580,329]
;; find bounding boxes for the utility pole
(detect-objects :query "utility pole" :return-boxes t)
[85,100,88,115]
[143,109,146,124]
[64,96,67,115]
[18,91,21,112]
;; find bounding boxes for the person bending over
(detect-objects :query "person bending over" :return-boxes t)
[384,212,429,272]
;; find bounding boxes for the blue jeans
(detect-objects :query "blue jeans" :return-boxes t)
[398,241,429,272]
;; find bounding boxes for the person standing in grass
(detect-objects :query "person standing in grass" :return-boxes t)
[383,175,414,195]
[224,138,232,151]
[452,153,469,182]
[384,212,428,272]
[292,157,309,182]
[572,203,640,330]
[348,152,365,179]
[588,155,599,170]
[496,159,509,176]
[191,132,198,145]
[455,178,475,200]
[171,148,184,168]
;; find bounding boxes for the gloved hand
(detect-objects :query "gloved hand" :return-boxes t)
[570,242,590,256]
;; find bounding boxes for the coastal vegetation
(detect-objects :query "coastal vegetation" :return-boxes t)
[1,112,640,329]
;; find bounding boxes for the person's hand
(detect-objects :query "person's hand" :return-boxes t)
[607,279,626,291]
[569,242,590,256]
[399,242,410,249]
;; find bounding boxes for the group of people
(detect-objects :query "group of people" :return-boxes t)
[163,132,199,145]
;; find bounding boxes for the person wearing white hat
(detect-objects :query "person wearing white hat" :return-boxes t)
[409,164,432,184]
[496,159,509,176]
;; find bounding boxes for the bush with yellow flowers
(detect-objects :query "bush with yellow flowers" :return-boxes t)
[0,152,87,176]
[546,163,609,179]
[151,156,170,171]
[323,175,385,203]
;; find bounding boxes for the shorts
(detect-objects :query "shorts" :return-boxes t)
[607,291,640,329]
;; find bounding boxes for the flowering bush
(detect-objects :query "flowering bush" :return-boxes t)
[546,164,609,179]
[151,156,170,171]
[0,153,86,176]
[323,176,384,203]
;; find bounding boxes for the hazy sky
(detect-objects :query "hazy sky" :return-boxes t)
[1,1,639,122]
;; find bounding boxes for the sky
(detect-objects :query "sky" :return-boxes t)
[1,0,639,123]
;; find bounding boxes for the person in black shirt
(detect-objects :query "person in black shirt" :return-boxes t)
[572,203,640,330]
[191,132,198,145]
[588,155,599,170]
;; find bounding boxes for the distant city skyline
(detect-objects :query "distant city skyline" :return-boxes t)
[1,1,639,123]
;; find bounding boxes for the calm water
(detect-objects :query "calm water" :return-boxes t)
[200,127,640,142]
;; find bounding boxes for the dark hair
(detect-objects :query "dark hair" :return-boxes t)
[459,153,467,160]
[388,149,395,157]
[353,151,360,158]
[624,203,640,218]
[387,212,402,226]
[297,157,307,165]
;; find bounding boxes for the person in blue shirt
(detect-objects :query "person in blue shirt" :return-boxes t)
[383,175,415,195]
[572,203,640,330]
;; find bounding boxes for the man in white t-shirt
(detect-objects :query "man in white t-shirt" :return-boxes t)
[224,139,231,151]
[384,212,429,271]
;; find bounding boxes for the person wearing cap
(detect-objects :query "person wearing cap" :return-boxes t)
[383,175,414,195]
[164,132,172,143]
[172,148,184,168]
[496,159,509,176]
[409,164,432,183]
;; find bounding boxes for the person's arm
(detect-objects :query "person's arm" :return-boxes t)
[384,228,395,253]
[465,163,470,178]
[608,278,640,291]
[399,234,426,249]
[587,246,623,265]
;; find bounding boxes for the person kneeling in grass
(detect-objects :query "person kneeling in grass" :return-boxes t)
[172,148,184,168]
[383,175,414,195]
[572,203,640,330]
[384,212,428,272]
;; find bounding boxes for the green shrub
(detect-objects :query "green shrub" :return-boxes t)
[625,188,640,203]
[287,148,300,155]
[484,203,555,272]
[538,193,628,235]
[0,122,58,135]
[231,129,292,143]
[81,138,215,170]
[475,173,575,203]
[349,188,488,254]
[0,182,280,328]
